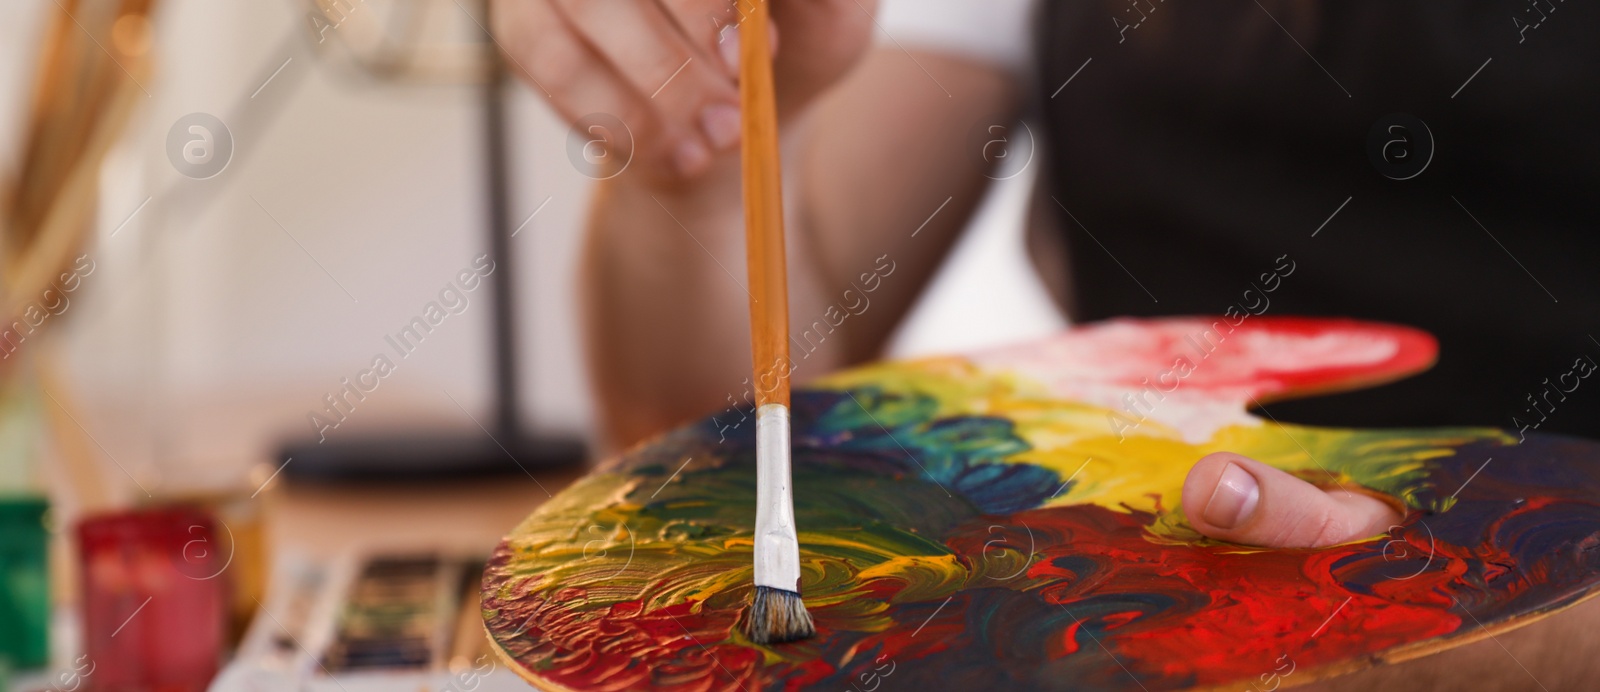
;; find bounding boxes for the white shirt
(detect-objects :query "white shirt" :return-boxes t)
[876,0,1038,74]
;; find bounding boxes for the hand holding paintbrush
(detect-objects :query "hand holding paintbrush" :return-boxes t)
[736,0,815,645]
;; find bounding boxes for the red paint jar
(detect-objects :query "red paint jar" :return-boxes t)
[77,506,228,692]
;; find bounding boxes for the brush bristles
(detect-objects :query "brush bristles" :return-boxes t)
[743,586,815,644]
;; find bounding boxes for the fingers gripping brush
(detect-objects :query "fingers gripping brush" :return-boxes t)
[737,0,814,645]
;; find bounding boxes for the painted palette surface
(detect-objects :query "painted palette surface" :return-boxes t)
[483,317,1600,691]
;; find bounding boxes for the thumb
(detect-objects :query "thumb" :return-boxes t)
[1181,452,1401,548]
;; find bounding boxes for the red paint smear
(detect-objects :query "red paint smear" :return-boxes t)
[944,504,1462,686]
[1054,619,1084,658]
[1228,316,1437,402]
[1091,316,1439,402]
[481,558,768,692]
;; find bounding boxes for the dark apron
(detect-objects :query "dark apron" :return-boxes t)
[1034,0,1600,437]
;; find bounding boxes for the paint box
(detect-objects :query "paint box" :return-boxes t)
[212,552,525,692]
[77,506,228,691]
[0,496,50,672]
[320,555,453,671]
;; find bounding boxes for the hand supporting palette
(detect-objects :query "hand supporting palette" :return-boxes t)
[482,317,1600,691]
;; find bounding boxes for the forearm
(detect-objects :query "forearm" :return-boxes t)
[581,157,842,449]
[581,48,1022,450]
[490,0,891,449]
[795,49,1023,355]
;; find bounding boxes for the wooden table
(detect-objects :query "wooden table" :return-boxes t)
[265,470,585,562]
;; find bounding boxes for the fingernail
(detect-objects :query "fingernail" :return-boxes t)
[701,104,741,150]
[1203,463,1260,529]
[674,139,711,176]
[718,29,739,74]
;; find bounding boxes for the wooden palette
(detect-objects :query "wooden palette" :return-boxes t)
[482,317,1600,690]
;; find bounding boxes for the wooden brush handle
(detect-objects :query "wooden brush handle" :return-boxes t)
[740,2,790,409]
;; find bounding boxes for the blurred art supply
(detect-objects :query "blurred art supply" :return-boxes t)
[2,0,158,676]
[78,506,227,692]
[37,359,113,512]
[2,0,153,358]
[211,495,264,648]
[160,486,266,649]
[212,552,522,692]
[736,0,812,646]
[0,496,50,672]
[483,317,1600,690]
[0,359,52,674]
[0,369,47,498]
[320,556,455,672]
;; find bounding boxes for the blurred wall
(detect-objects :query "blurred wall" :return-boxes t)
[0,0,1061,500]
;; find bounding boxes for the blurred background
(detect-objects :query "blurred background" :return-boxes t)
[1,0,1061,502]
[0,0,1061,689]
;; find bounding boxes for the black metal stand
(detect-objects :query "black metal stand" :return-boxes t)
[280,34,585,482]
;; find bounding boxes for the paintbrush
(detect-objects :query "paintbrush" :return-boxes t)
[736,0,814,645]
